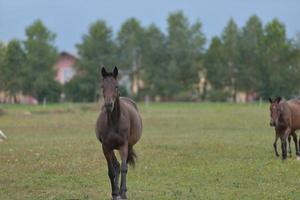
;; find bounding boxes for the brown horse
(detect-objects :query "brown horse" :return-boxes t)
[269,97,300,160]
[96,67,142,200]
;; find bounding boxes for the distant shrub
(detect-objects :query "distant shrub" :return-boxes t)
[207,90,231,102]
[64,75,98,102]
[34,79,62,103]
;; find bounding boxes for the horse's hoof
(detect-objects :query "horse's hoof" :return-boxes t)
[120,194,128,200]
[112,195,121,200]
[297,156,300,161]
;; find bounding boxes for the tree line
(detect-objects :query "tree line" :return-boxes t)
[0,11,300,103]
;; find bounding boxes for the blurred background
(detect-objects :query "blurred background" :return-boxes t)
[0,0,299,104]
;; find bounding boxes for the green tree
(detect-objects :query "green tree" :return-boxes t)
[74,20,116,102]
[294,32,300,49]
[221,18,240,101]
[117,18,144,96]
[204,37,229,101]
[166,11,206,98]
[190,20,207,99]
[23,20,61,102]
[261,19,300,99]
[238,15,264,95]
[142,24,168,97]
[0,41,6,91]
[2,39,26,102]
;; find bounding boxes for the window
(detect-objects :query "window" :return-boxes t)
[63,67,75,83]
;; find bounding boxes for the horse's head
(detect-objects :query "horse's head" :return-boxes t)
[269,96,282,127]
[101,66,119,112]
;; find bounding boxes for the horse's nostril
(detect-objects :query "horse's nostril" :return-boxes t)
[105,102,113,111]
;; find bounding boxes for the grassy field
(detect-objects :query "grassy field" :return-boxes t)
[1,102,300,200]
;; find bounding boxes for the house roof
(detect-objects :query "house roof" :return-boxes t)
[60,51,77,59]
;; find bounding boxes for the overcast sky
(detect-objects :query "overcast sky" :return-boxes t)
[1,0,299,53]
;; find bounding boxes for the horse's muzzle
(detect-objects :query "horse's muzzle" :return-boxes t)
[105,102,114,112]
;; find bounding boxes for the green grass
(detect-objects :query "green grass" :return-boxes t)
[1,102,300,200]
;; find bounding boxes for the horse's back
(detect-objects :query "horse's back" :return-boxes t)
[120,97,139,111]
[120,97,142,145]
[287,99,300,129]
[287,99,300,112]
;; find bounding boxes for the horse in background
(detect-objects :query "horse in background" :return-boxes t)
[269,97,300,160]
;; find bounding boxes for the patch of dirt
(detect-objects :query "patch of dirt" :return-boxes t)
[79,104,100,112]
[0,109,6,116]
[32,108,76,115]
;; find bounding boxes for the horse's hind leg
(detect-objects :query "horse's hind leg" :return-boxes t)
[103,146,120,200]
[291,132,299,156]
[288,134,292,157]
[119,144,128,199]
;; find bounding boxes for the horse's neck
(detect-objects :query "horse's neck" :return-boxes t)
[107,97,120,128]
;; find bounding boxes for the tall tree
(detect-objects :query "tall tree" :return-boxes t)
[2,39,25,102]
[166,11,206,98]
[190,20,207,99]
[238,15,264,94]
[117,18,144,96]
[142,24,168,97]
[204,37,229,101]
[23,20,61,102]
[0,41,6,91]
[74,20,116,101]
[294,32,300,49]
[221,18,240,101]
[261,19,299,99]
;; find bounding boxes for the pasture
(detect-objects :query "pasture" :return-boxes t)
[0,103,300,200]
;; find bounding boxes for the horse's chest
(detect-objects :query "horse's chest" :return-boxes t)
[101,128,128,149]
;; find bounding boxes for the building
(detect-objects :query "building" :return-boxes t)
[0,51,77,104]
[55,52,76,85]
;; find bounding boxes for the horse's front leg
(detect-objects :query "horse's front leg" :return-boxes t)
[273,132,279,157]
[280,128,291,160]
[112,153,121,191]
[119,144,128,199]
[103,146,120,200]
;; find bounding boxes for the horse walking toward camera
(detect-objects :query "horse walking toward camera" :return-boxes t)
[269,97,300,160]
[96,67,142,200]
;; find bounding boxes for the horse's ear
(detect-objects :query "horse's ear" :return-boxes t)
[113,66,118,78]
[101,67,108,78]
[275,96,282,103]
[268,97,272,103]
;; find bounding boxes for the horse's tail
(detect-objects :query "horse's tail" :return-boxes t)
[127,145,137,167]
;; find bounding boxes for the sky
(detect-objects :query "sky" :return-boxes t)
[0,0,299,53]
